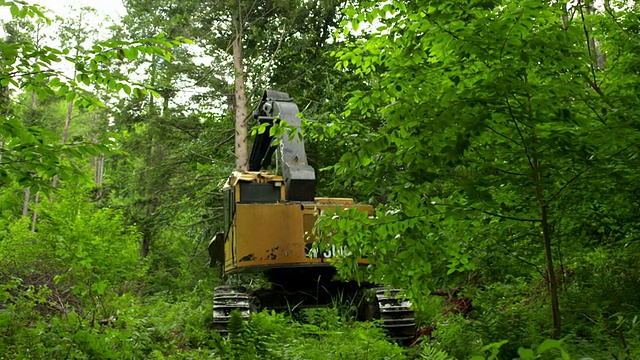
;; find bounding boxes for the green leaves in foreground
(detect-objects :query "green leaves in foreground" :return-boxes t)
[467,339,575,360]
[316,0,640,346]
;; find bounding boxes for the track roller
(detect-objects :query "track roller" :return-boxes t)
[212,286,251,335]
[375,288,416,341]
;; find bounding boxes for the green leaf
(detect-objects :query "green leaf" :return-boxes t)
[133,88,145,99]
[517,348,535,360]
[123,47,139,60]
[537,339,562,353]
[9,4,19,18]
[91,281,108,295]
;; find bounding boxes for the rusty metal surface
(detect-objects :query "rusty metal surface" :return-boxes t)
[232,203,313,269]
[224,200,373,273]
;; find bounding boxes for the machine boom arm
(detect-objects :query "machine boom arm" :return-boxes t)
[248,90,316,201]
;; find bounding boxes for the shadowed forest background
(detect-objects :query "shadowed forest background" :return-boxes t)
[1,0,640,358]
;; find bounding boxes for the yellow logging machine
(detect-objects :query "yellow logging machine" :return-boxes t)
[208,90,414,341]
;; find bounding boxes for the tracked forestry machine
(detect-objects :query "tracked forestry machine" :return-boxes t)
[208,90,415,341]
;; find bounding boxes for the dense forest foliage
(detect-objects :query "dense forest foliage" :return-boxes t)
[1,0,639,358]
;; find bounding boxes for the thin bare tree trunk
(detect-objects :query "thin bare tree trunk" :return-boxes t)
[0,85,8,164]
[22,29,44,219]
[141,233,151,258]
[139,61,160,259]
[87,112,104,197]
[232,9,248,171]
[22,91,38,218]
[22,188,30,217]
[31,192,40,232]
[96,153,104,200]
[52,100,74,188]
[62,100,73,144]
[584,2,605,69]
[0,86,6,165]
[533,155,561,339]
[90,152,105,200]
[513,109,562,338]
[94,153,104,185]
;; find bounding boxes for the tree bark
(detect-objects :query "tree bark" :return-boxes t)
[0,83,8,165]
[22,188,30,217]
[52,100,74,188]
[23,91,38,219]
[584,2,605,69]
[53,13,81,189]
[94,153,104,185]
[31,192,40,232]
[62,100,74,144]
[91,152,104,200]
[89,111,105,198]
[533,155,562,339]
[232,10,248,171]
[141,232,152,258]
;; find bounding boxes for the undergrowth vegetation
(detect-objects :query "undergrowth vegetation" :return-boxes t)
[0,182,600,359]
[0,187,591,359]
[0,186,405,359]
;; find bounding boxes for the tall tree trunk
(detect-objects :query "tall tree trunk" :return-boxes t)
[23,91,38,219]
[22,188,31,217]
[584,1,605,69]
[141,232,152,258]
[533,155,561,339]
[0,84,9,165]
[88,113,105,199]
[91,152,105,200]
[31,192,40,232]
[232,10,248,171]
[94,153,104,185]
[139,60,160,259]
[62,100,74,144]
[52,100,74,188]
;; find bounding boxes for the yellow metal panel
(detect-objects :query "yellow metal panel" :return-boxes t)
[224,199,373,273]
[226,204,322,271]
